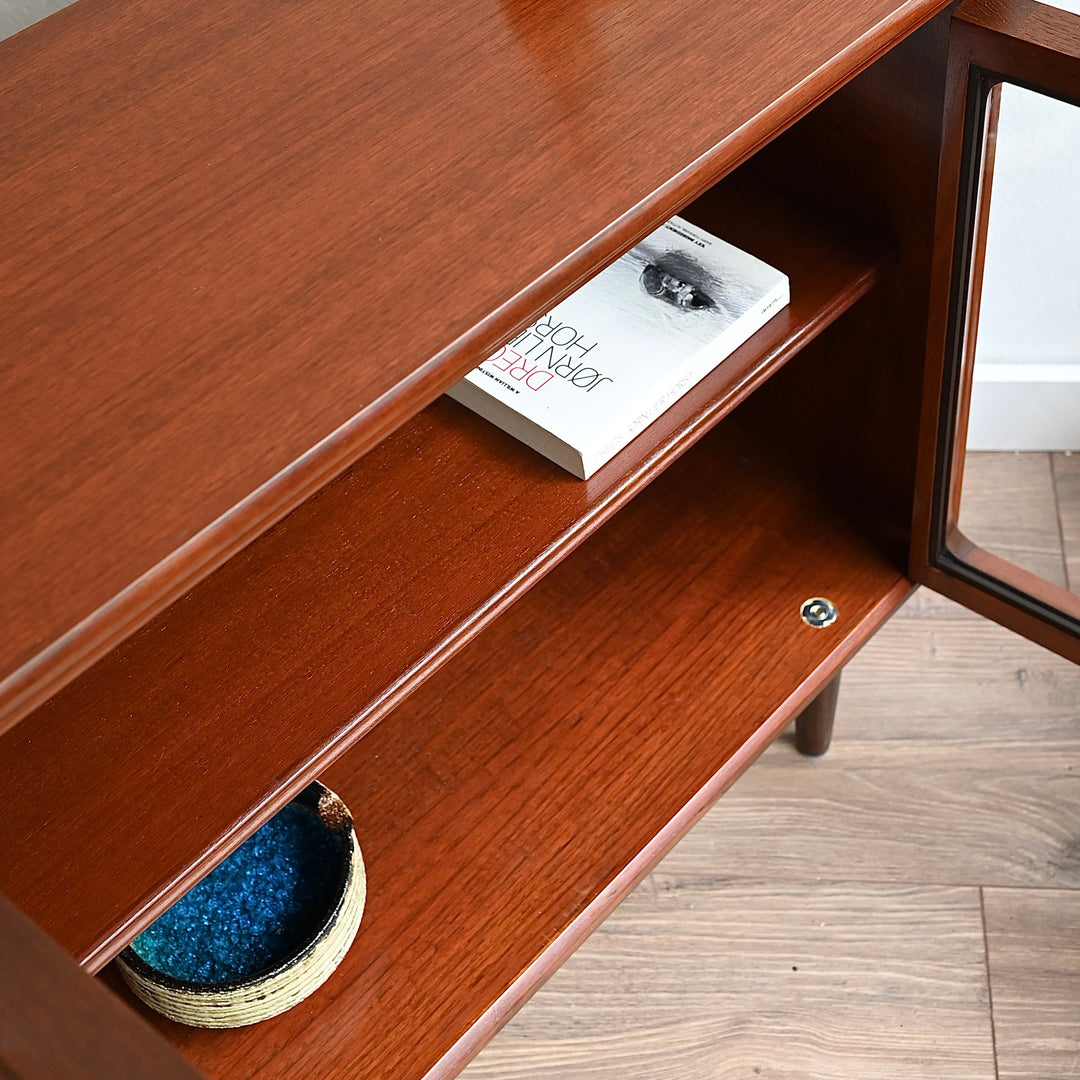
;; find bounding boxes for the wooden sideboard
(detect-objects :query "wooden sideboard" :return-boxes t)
[2,0,1078,1075]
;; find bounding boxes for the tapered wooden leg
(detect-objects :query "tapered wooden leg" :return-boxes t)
[794,674,841,756]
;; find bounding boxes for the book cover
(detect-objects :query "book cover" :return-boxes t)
[446,215,790,479]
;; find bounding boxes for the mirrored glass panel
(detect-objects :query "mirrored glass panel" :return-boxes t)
[952,80,1080,609]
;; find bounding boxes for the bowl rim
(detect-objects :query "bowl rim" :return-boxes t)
[117,781,356,994]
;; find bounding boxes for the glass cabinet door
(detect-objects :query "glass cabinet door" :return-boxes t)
[915,0,1080,663]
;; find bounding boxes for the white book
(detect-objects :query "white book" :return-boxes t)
[446,216,790,479]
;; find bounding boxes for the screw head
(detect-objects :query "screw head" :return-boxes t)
[800,597,838,629]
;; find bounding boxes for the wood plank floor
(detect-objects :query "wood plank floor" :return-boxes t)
[959,452,1069,590]
[959,451,1079,595]
[462,457,1080,1080]
[984,889,1080,1080]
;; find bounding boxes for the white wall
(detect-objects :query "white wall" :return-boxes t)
[969,79,1080,449]
[976,83,1080,366]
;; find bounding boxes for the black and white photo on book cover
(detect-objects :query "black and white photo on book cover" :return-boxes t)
[446,215,789,478]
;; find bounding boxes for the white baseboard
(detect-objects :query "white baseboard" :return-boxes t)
[967,363,1080,451]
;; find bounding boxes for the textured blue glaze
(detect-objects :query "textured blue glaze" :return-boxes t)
[131,803,342,984]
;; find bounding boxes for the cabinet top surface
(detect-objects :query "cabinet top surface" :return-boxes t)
[0,0,944,729]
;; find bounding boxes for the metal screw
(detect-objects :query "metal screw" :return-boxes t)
[800,597,838,629]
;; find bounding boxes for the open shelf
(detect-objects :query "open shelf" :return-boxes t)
[104,417,910,1080]
[0,0,936,740]
[0,177,890,972]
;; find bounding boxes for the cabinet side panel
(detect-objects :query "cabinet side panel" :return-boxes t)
[0,895,203,1080]
[735,13,952,566]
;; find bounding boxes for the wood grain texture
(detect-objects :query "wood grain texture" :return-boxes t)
[983,887,1080,1080]
[0,184,888,973]
[664,600,1080,889]
[840,603,1080,745]
[957,0,1080,62]
[732,14,951,561]
[690,738,1080,888]
[458,884,994,1080]
[0,895,203,1080]
[1052,453,1080,593]
[0,0,949,736]
[105,419,909,1080]
[458,584,1079,1080]
[958,452,1068,587]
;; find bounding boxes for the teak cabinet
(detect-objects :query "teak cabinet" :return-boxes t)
[2,0,1079,1076]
